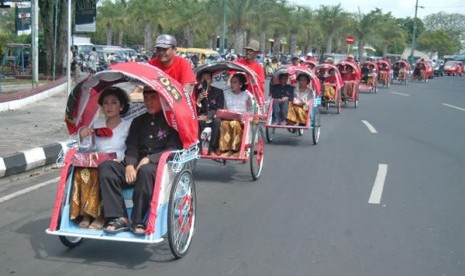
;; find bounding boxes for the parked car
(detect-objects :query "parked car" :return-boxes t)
[443,60,463,76]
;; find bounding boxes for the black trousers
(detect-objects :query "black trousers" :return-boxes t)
[199,117,221,150]
[98,160,156,225]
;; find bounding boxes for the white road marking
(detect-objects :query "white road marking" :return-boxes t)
[361,120,378,134]
[369,164,388,204]
[390,91,410,97]
[442,103,465,112]
[0,177,59,204]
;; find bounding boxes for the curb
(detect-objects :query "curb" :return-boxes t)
[0,142,67,178]
[0,81,67,112]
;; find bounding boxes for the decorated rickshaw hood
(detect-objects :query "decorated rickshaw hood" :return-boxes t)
[65,62,198,149]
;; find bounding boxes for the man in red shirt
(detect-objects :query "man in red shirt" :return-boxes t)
[148,34,196,94]
[236,39,265,95]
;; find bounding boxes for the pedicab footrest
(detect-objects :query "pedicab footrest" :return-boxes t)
[171,145,199,173]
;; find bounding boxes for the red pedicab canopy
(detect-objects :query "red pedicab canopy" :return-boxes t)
[65,62,198,149]
[394,59,410,71]
[194,61,265,110]
[304,60,318,70]
[272,65,321,96]
[313,63,344,91]
[336,60,361,82]
[377,59,391,72]
[361,61,379,73]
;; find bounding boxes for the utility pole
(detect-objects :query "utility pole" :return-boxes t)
[220,0,227,54]
[410,0,423,58]
[32,0,38,86]
[67,0,72,95]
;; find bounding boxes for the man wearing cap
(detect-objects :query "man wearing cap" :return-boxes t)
[148,34,196,94]
[236,39,265,95]
[306,52,316,62]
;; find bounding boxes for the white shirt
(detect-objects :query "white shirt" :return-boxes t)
[92,118,131,160]
[224,90,251,113]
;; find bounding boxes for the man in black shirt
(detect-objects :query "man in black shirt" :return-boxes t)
[270,73,294,125]
[99,88,182,235]
[195,71,224,155]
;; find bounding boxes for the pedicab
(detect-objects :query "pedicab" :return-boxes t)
[46,62,199,259]
[359,61,379,93]
[194,61,266,181]
[314,63,344,114]
[264,66,321,144]
[392,59,409,85]
[337,61,360,108]
[377,59,391,88]
[411,60,433,82]
[304,60,318,70]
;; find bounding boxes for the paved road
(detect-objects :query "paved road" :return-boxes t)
[1,75,465,275]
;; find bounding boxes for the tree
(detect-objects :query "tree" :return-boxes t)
[424,12,465,50]
[227,0,254,55]
[375,12,406,56]
[316,4,350,54]
[417,30,461,58]
[397,17,425,47]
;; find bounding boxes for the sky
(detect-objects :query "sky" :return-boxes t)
[290,0,465,19]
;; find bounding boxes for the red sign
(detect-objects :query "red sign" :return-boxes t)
[346,35,355,45]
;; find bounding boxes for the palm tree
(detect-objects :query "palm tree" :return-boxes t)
[227,0,254,55]
[376,14,406,56]
[316,4,349,54]
[352,8,384,61]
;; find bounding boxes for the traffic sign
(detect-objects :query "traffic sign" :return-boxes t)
[346,35,355,45]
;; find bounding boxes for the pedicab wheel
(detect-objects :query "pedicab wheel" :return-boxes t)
[168,169,196,259]
[250,126,265,180]
[312,108,321,145]
[265,127,275,143]
[59,235,84,248]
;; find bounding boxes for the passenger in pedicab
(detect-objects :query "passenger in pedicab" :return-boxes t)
[148,34,196,94]
[399,62,407,79]
[287,74,314,126]
[393,63,400,79]
[195,71,224,155]
[70,87,132,230]
[270,72,295,125]
[378,62,389,83]
[99,87,183,235]
[216,73,253,157]
[340,64,357,98]
[291,56,300,66]
[323,68,339,100]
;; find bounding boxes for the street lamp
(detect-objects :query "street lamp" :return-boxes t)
[410,0,424,58]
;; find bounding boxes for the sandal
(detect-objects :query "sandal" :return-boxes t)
[103,217,129,233]
[130,223,146,236]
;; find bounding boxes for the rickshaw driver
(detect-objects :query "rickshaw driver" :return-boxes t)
[148,34,197,95]
[236,39,265,96]
[99,88,183,235]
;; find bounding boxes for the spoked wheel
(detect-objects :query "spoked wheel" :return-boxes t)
[168,170,196,259]
[59,236,84,248]
[250,126,265,180]
[265,127,275,143]
[312,108,321,145]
